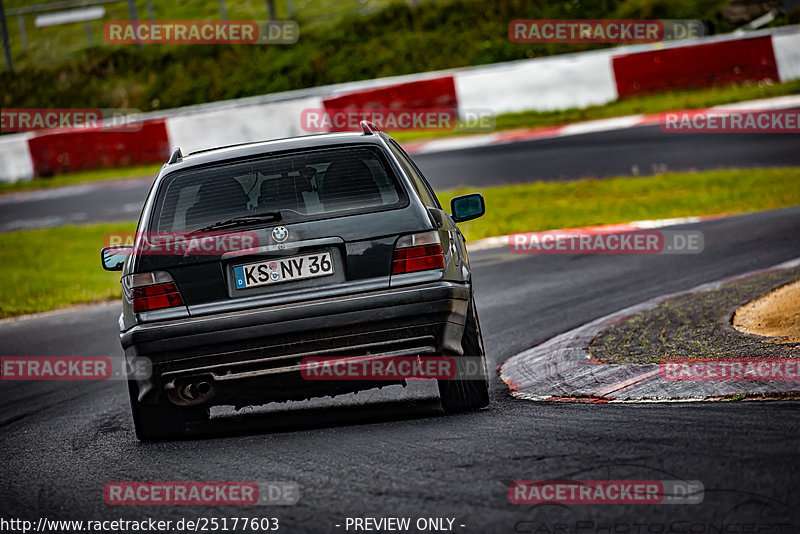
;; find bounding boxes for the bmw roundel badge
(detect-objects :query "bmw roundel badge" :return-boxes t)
[272,226,289,242]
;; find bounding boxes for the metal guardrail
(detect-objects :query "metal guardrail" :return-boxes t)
[0,0,296,71]
[6,0,123,15]
[35,6,107,46]
[0,0,137,70]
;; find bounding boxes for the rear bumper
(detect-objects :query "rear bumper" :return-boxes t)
[121,281,470,406]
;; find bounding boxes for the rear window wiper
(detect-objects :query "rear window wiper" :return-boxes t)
[188,211,282,235]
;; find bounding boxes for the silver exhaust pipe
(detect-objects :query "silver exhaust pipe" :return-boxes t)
[166,377,217,406]
[182,381,213,401]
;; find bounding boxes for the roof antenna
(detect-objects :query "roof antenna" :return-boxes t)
[360,121,380,135]
[168,147,183,164]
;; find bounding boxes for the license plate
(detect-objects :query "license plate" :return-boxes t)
[233,251,334,289]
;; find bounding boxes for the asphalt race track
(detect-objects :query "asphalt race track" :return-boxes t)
[2,205,800,531]
[2,125,800,231]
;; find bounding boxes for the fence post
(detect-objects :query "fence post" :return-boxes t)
[16,13,26,52]
[0,0,12,72]
[85,20,93,46]
[127,0,141,48]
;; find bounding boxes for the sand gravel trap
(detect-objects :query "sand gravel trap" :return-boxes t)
[733,279,800,343]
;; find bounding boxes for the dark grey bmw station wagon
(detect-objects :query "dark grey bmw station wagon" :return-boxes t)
[102,121,489,439]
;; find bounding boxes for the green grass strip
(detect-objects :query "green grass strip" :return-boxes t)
[1,167,798,317]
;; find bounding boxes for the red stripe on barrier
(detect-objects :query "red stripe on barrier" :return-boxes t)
[27,120,170,177]
[612,36,779,98]
[321,77,457,132]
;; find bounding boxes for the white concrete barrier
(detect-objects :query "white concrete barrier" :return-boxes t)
[773,31,800,82]
[164,96,324,156]
[454,49,619,115]
[0,134,35,183]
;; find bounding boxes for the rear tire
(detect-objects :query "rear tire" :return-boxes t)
[438,296,490,412]
[127,379,208,441]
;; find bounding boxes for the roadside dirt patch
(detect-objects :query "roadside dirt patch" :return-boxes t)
[733,280,800,343]
[589,265,800,364]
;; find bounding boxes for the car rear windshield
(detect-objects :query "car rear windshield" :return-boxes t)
[152,145,407,232]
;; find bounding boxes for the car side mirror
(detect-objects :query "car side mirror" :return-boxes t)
[101,245,132,271]
[450,193,485,223]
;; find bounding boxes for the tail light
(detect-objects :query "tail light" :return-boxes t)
[392,231,445,275]
[124,271,184,313]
